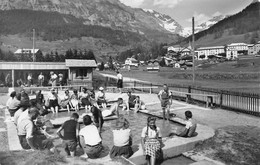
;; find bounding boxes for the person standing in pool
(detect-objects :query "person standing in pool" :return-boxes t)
[116,71,123,93]
[158,84,174,120]
[141,117,163,165]
[90,106,104,134]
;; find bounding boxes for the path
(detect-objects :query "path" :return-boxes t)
[98,73,150,83]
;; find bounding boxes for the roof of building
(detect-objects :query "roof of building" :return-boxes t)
[125,57,138,62]
[228,43,248,46]
[65,59,97,67]
[197,46,225,50]
[14,49,40,54]
[0,62,66,70]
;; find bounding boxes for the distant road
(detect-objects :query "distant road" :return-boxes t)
[98,73,150,83]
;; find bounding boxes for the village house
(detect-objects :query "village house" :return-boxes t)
[14,49,41,60]
[180,47,192,56]
[195,46,225,60]
[167,45,182,53]
[124,57,139,67]
[248,41,260,55]
[226,43,248,59]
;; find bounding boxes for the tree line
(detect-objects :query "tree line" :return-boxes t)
[0,48,96,62]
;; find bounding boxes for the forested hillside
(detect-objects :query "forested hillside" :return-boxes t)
[184,2,260,44]
[0,9,146,46]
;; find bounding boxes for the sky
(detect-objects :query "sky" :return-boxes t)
[119,0,253,27]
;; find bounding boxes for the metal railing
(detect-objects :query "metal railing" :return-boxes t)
[102,77,260,117]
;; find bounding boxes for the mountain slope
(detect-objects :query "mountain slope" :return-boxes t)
[0,0,182,41]
[184,1,260,45]
[182,15,227,37]
[142,9,183,34]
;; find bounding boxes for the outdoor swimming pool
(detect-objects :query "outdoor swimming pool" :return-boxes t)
[46,108,183,154]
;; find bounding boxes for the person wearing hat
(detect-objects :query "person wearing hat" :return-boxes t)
[79,115,103,159]
[96,86,107,109]
[141,116,163,165]
[49,71,58,87]
[110,115,133,159]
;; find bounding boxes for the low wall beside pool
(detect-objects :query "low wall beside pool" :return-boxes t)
[129,123,215,165]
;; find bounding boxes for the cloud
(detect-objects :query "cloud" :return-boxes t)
[153,0,183,8]
[186,12,210,25]
[119,0,145,8]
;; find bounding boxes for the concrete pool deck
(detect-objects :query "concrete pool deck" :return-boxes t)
[3,91,259,164]
[2,92,218,165]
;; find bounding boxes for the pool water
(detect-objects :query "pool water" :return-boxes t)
[46,109,183,153]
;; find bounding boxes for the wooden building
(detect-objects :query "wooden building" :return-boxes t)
[0,59,97,88]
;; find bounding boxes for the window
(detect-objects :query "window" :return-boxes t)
[75,68,88,79]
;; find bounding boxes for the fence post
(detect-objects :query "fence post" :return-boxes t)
[134,81,136,87]
[105,77,108,88]
[186,86,191,103]
[220,91,223,108]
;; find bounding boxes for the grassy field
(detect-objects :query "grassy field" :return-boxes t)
[98,58,260,94]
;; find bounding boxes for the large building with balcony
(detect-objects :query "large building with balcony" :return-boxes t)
[195,46,225,60]
[226,43,248,59]
[248,41,260,55]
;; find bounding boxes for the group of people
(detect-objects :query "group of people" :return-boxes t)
[14,71,65,88]
[6,89,56,152]
[44,87,107,114]
[5,83,197,165]
[55,109,196,165]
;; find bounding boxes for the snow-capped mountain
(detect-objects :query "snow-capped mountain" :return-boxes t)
[181,15,227,37]
[142,9,183,34]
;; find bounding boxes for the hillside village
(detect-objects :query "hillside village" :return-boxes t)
[121,41,260,70]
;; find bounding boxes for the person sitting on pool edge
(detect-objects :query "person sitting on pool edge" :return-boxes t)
[169,110,197,138]
[123,91,146,112]
[101,98,124,117]
[110,115,133,159]
[79,115,103,159]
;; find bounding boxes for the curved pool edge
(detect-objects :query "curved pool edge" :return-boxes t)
[128,111,215,165]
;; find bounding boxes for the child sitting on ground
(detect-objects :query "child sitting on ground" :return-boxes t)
[56,113,80,157]
[169,111,197,138]
[133,96,146,113]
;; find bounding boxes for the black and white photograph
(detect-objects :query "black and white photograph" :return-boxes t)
[0,0,259,165]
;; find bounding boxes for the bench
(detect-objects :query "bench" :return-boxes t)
[106,86,158,94]
[170,90,219,108]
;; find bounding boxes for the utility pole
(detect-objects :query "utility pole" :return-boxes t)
[192,17,195,84]
[32,28,35,62]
